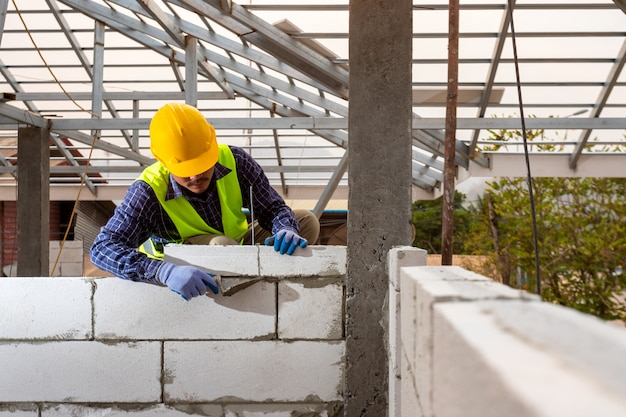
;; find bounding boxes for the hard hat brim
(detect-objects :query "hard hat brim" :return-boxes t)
[165,146,218,178]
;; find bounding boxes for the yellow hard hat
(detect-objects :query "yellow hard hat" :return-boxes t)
[149,103,218,177]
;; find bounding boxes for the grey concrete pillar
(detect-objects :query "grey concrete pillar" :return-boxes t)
[346,1,413,416]
[17,126,50,277]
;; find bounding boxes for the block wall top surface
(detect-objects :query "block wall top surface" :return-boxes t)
[164,245,347,277]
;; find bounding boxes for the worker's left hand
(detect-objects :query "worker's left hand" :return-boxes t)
[264,229,307,255]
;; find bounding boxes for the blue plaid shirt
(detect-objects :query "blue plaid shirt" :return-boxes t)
[90,145,299,283]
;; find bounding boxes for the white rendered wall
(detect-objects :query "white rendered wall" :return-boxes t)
[0,245,346,417]
[388,247,626,417]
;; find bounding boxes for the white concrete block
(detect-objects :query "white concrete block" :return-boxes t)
[399,268,419,379]
[400,350,424,417]
[259,246,346,277]
[56,262,83,277]
[432,302,626,417]
[0,277,92,340]
[407,265,536,300]
[388,246,426,417]
[388,246,427,290]
[49,240,81,248]
[471,300,626,400]
[225,403,343,417]
[164,244,260,277]
[94,277,276,340]
[0,341,161,402]
[0,406,38,417]
[401,266,535,417]
[277,280,343,339]
[388,281,402,417]
[50,241,83,262]
[42,404,222,416]
[164,341,344,402]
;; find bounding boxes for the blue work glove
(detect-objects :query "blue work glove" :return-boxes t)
[264,229,307,255]
[157,262,219,300]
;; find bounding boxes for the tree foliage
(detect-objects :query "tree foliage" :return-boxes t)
[412,122,626,321]
[468,176,626,321]
[411,191,475,254]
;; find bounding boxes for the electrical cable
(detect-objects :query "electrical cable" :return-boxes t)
[507,0,542,298]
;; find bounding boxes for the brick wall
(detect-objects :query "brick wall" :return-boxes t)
[0,245,346,417]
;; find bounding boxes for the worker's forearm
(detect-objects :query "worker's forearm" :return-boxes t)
[90,239,162,283]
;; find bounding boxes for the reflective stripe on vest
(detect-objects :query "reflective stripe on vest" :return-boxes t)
[137,144,248,259]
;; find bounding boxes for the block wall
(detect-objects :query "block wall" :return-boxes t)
[0,245,346,417]
[388,247,626,417]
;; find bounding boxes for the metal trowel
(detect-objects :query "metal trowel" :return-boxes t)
[213,274,265,297]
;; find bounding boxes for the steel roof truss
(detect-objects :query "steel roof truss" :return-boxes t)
[570,38,626,168]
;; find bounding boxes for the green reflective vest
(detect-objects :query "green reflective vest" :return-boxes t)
[138,144,248,259]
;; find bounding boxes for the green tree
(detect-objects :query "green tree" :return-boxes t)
[469,177,626,321]
[465,120,626,321]
[412,191,475,254]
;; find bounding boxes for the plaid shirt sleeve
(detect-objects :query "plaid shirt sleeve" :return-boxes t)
[89,181,169,284]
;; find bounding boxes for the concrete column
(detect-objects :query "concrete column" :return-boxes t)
[346,1,413,416]
[17,126,50,277]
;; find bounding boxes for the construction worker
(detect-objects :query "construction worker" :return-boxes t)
[90,102,320,301]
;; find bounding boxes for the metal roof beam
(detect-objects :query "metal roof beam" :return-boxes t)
[0,0,8,45]
[468,0,513,154]
[47,0,134,150]
[312,151,348,218]
[0,163,346,175]
[174,0,350,98]
[470,153,626,178]
[108,0,336,94]
[8,115,626,132]
[135,0,234,97]
[60,0,345,118]
[614,0,626,14]
[11,91,229,101]
[570,38,626,168]
[7,116,620,132]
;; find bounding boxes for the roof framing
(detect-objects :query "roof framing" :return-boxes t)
[0,1,625,207]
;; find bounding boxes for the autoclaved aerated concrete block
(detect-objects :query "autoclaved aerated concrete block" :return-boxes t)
[94,277,276,340]
[224,403,344,416]
[400,266,538,417]
[0,277,92,340]
[388,246,427,417]
[52,261,83,277]
[165,245,346,278]
[278,280,343,339]
[432,301,626,417]
[0,406,38,417]
[259,246,346,277]
[164,340,344,402]
[41,404,223,416]
[164,244,260,277]
[388,246,427,291]
[0,341,161,402]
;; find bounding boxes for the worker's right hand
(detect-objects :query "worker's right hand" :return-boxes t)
[264,229,307,255]
[157,262,219,300]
